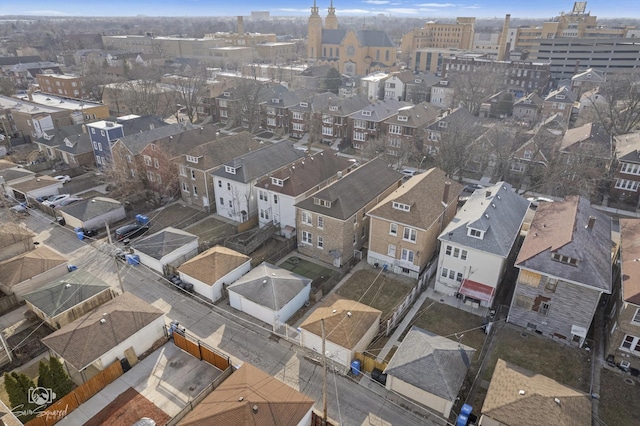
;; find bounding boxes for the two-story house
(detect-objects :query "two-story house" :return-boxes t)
[570,68,606,98]
[212,142,305,224]
[383,71,416,101]
[295,158,403,267]
[508,196,613,347]
[318,94,370,148]
[254,152,354,234]
[608,219,640,370]
[367,168,463,278]
[404,72,440,104]
[542,86,577,126]
[382,102,439,159]
[430,80,455,109]
[349,99,410,151]
[34,123,94,168]
[288,92,334,140]
[436,182,529,310]
[176,132,262,210]
[512,92,544,125]
[423,107,480,156]
[262,89,301,134]
[611,132,640,208]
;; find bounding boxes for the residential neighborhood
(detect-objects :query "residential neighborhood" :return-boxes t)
[1,1,640,425]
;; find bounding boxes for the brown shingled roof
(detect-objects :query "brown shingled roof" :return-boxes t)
[621,219,640,305]
[177,246,250,286]
[0,246,66,287]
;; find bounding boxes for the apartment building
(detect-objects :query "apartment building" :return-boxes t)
[36,73,87,99]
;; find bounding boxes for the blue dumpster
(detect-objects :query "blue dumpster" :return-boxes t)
[125,254,140,265]
[351,359,361,376]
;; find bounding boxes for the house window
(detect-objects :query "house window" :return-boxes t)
[393,202,410,212]
[621,163,640,175]
[317,236,324,249]
[301,231,313,245]
[273,194,278,204]
[157,174,161,184]
[225,166,236,174]
[615,179,639,191]
[219,197,224,205]
[401,248,415,263]
[259,190,266,201]
[621,334,640,354]
[146,170,155,182]
[446,245,452,255]
[353,131,366,142]
[461,250,467,260]
[191,169,196,180]
[302,211,313,225]
[388,244,396,257]
[453,248,460,258]
[468,228,483,239]
[98,143,103,152]
[441,267,449,278]
[545,278,558,293]
[143,155,152,166]
[180,166,187,177]
[292,111,303,120]
[317,216,324,229]
[632,308,640,325]
[539,302,550,316]
[182,182,189,192]
[218,180,222,187]
[456,272,463,282]
[227,182,231,191]
[228,200,232,208]
[390,223,398,235]
[389,125,401,135]
[403,227,417,242]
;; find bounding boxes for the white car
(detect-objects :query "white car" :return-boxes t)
[42,194,70,207]
[54,175,71,183]
[401,169,419,178]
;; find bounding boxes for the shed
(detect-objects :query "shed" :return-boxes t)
[0,246,67,298]
[41,292,165,383]
[58,197,125,230]
[23,270,114,329]
[177,245,251,302]
[131,227,199,274]
[299,294,381,367]
[384,326,475,417]
[227,262,311,328]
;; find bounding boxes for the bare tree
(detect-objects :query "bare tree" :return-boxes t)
[587,72,640,136]
[227,79,268,132]
[449,67,504,116]
[431,121,477,179]
[165,67,208,123]
[0,76,16,97]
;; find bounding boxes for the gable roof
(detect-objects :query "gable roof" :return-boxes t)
[177,245,250,286]
[620,219,640,305]
[544,86,577,104]
[178,363,314,426]
[254,151,353,197]
[295,158,402,221]
[572,68,606,83]
[440,182,528,257]
[349,98,410,122]
[384,327,475,400]
[143,125,218,159]
[300,294,381,349]
[179,131,262,172]
[41,292,163,371]
[368,168,463,230]
[321,28,395,48]
[516,196,612,292]
[385,103,439,127]
[559,122,611,154]
[481,359,591,426]
[117,122,198,154]
[0,246,66,287]
[212,141,305,183]
[35,123,87,148]
[23,270,111,318]
[58,197,122,220]
[514,92,544,108]
[0,167,35,183]
[131,227,198,260]
[116,114,170,136]
[227,262,311,311]
[616,132,640,164]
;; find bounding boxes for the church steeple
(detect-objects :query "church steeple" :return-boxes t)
[325,0,338,30]
[308,0,323,61]
[311,0,320,16]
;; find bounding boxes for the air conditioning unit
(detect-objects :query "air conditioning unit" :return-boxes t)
[620,360,631,372]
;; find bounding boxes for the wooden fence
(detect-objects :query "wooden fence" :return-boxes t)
[353,352,387,374]
[24,360,124,426]
[0,293,19,316]
[171,329,231,371]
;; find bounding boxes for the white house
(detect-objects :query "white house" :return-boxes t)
[435,182,528,311]
[254,152,353,234]
[384,327,475,418]
[360,72,388,101]
[212,142,304,223]
[58,197,125,231]
[41,292,165,383]
[430,80,455,108]
[299,295,381,367]
[177,245,251,302]
[131,227,199,274]
[228,262,311,329]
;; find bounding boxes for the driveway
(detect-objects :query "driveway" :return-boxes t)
[56,343,222,425]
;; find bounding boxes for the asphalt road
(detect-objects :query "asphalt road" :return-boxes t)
[20,209,445,426]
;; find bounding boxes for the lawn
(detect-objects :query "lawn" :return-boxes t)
[408,300,487,352]
[279,256,336,283]
[600,369,640,426]
[148,202,209,232]
[184,215,236,243]
[336,269,415,319]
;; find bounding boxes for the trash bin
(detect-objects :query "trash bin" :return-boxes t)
[56,216,66,226]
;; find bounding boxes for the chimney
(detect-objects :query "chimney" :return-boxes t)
[27,86,34,102]
[237,16,244,35]
[497,14,511,61]
[149,123,155,130]
[586,216,596,230]
[442,181,451,204]
[81,124,87,133]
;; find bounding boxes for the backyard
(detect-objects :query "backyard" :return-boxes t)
[184,215,236,244]
[279,256,336,292]
[600,368,640,426]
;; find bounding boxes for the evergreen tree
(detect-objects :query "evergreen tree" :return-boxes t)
[4,371,38,421]
[324,68,342,94]
[37,360,53,390]
[48,357,74,397]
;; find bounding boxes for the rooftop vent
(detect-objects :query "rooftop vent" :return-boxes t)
[65,283,71,288]
[347,312,352,318]
[238,397,244,402]
[519,390,525,395]
[99,318,106,324]
[252,404,258,413]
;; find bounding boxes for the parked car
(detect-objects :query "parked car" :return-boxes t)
[115,223,149,242]
[54,196,82,209]
[401,169,419,178]
[42,194,70,207]
[36,194,57,203]
[54,175,71,183]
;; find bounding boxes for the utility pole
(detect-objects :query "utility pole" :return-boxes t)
[105,221,125,294]
[321,318,327,425]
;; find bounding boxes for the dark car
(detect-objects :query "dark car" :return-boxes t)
[115,223,149,242]
[459,184,485,202]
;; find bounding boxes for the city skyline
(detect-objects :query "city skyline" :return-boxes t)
[1,0,638,19]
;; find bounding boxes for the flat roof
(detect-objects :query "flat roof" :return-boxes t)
[29,93,103,111]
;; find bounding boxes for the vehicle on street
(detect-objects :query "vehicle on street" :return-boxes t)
[54,175,71,183]
[42,194,70,207]
[401,169,419,178]
[115,223,150,242]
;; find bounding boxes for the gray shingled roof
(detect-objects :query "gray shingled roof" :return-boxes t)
[321,29,394,48]
[350,99,411,122]
[119,122,197,154]
[132,227,198,260]
[58,197,122,220]
[212,141,305,183]
[36,123,86,148]
[385,327,475,400]
[227,262,311,311]
[117,114,170,137]
[439,182,529,257]
[295,158,402,220]
[23,270,111,318]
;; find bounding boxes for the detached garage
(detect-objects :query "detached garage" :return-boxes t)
[11,175,62,203]
[227,262,311,329]
[131,227,199,274]
[58,197,125,231]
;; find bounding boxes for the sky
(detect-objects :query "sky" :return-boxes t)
[0,1,638,19]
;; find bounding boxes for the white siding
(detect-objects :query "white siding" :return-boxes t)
[134,238,199,274]
[213,176,255,223]
[229,294,275,325]
[386,375,453,417]
[179,260,250,302]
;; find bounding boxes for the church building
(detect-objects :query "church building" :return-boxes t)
[307,0,397,76]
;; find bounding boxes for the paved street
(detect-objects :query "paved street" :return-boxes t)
[19,210,444,426]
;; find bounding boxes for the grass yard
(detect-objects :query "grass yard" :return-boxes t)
[408,300,487,352]
[280,256,335,285]
[148,202,209,232]
[184,215,236,243]
[336,269,414,319]
[600,369,640,426]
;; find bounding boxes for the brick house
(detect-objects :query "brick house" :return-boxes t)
[382,102,439,159]
[508,196,613,347]
[541,86,577,126]
[36,73,87,99]
[34,123,95,168]
[611,132,640,208]
[348,98,410,151]
[176,132,262,210]
[512,92,544,125]
[367,168,463,278]
[295,158,403,267]
[317,94,370,148]
[607,219,640,371]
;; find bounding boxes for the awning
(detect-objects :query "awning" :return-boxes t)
[459,279,495,303]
